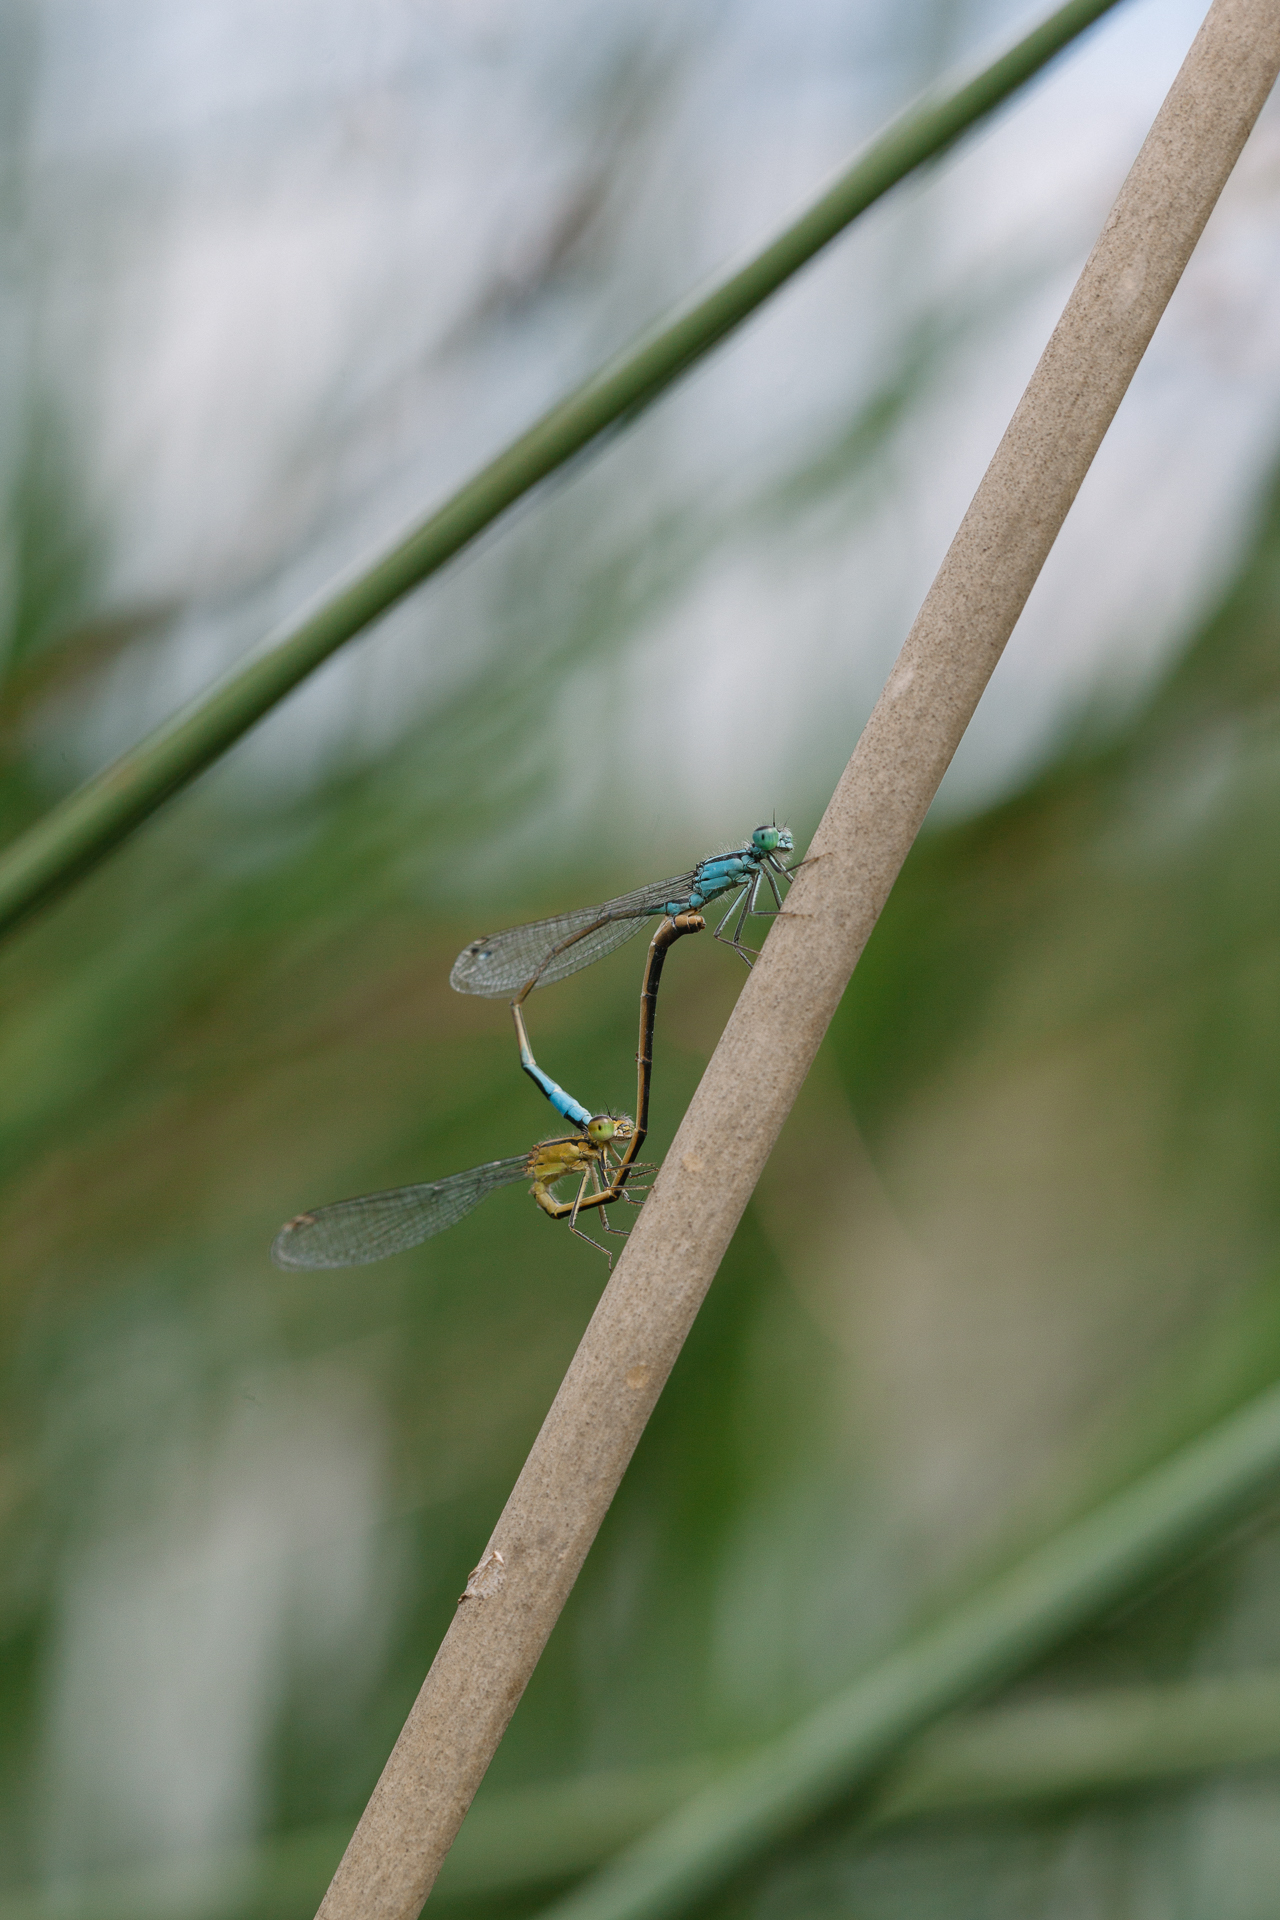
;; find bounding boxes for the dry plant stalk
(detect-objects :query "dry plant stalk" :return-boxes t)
[318,4,1280,1915]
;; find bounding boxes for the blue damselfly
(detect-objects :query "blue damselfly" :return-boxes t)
[451,826,793,1001]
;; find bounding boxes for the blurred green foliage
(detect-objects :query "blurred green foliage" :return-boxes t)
[6,428,1280,1919]
[3,6,1280,1911]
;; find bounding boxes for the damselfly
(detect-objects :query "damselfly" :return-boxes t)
[271,1120,634,1270]
[271,914,703,1270]
[450,825,794,1001]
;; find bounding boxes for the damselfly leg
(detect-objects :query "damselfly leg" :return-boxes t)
[710,852,792,965]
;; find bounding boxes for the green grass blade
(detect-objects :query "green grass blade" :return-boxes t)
[0,0,1125,940]
[7,1670,1280,1918]
[865,1669,1280,1822]
[537,1377,1280,1920]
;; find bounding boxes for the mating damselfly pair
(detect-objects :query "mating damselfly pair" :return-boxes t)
[272,826,795,1270]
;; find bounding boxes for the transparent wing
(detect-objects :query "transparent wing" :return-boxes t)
[271,1154,531,1270]
[450,870,700,998]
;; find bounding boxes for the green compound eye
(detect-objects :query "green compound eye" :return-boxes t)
[586,1115,618,1145]
[753,825,781,852]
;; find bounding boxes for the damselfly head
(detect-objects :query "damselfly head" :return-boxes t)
[586,1112,633,1146]
[752,824,793,854]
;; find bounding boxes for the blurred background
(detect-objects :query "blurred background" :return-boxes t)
[4,0,1280,1914]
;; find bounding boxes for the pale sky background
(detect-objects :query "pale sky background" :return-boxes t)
[8,0,1280,854]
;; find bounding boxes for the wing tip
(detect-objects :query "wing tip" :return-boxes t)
[271,1212,319,1269]
[450,941,497,994]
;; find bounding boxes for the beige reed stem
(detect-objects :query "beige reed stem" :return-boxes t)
[318,5,1280,1914]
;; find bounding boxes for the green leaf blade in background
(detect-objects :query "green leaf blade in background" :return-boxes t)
[0,0,1125,940]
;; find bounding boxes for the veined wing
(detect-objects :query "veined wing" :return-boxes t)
[450,870,700,998]
[272,1154,531,1270]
